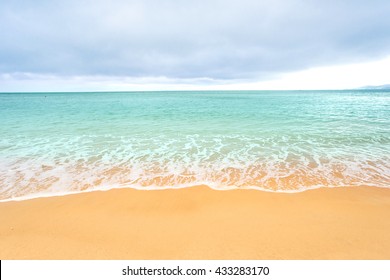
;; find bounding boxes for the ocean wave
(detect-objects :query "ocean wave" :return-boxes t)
[1,134,389,201]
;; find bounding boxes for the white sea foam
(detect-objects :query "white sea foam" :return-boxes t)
[1,134,389,201]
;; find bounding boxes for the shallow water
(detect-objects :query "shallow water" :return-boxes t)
[1,90,389,200]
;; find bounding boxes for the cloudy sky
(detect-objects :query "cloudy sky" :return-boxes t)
[1,0,390,91]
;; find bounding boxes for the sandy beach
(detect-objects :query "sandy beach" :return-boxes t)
[1,186,390,259]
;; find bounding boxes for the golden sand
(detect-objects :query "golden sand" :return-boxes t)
[1,186,390,259]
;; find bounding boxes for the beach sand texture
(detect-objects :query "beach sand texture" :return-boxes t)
[1,186,390,259]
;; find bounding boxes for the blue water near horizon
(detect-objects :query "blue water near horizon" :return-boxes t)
[1,90,389,200]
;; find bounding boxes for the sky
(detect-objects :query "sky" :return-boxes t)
[1,0,390,91]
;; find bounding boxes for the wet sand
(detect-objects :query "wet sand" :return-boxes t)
[1,186,390,259]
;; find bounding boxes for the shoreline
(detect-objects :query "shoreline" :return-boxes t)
[1,184,388,203]
[1,186,390,259]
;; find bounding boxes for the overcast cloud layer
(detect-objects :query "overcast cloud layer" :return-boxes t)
[1,0,390,88]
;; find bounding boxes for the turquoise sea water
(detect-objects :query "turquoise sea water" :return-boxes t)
[0,90,389,200]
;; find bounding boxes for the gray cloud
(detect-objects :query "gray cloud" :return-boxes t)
[1,0,390,82]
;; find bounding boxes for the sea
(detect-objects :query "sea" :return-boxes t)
[0,90,389,201]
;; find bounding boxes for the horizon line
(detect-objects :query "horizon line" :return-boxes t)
[2,88,388,94]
